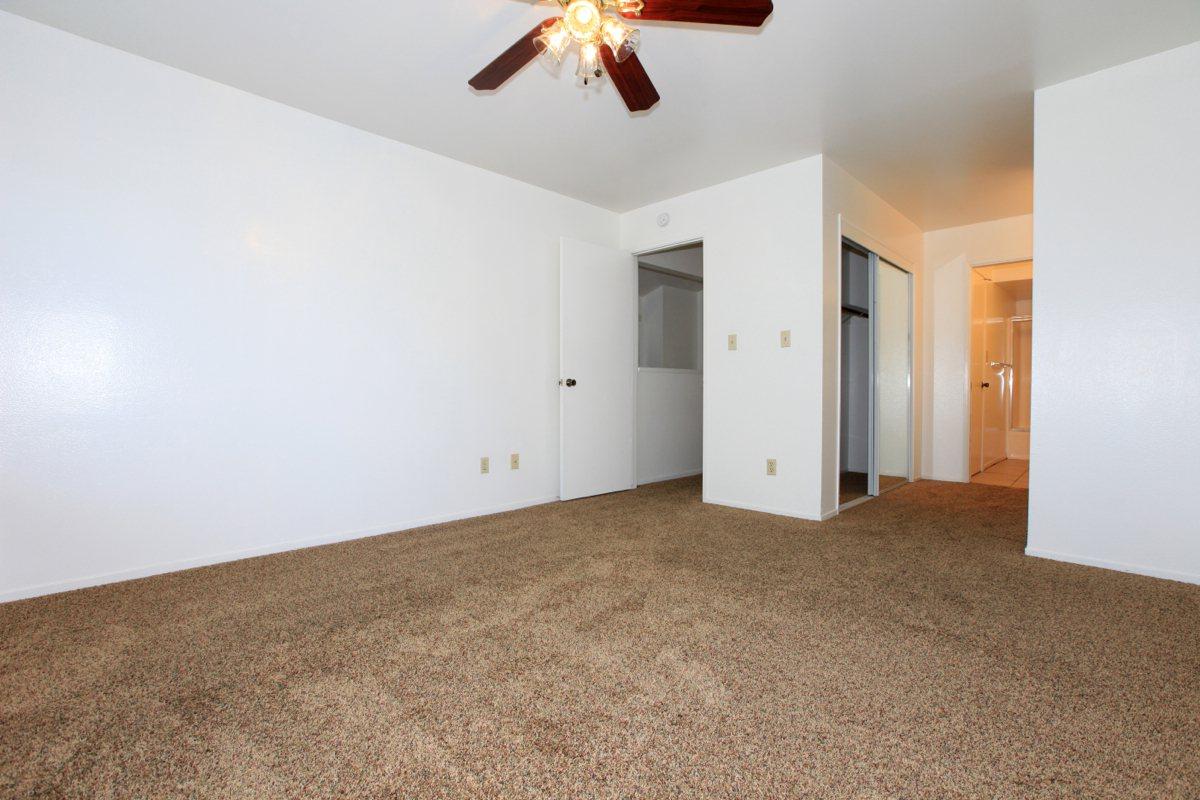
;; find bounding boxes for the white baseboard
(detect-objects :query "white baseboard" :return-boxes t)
[1025,547,1200,586]
[0,495,559,604]
[702,496,822,522]
[921,472,969,483]
[638,469,701,485]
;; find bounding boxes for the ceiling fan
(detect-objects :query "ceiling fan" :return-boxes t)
[468,0,773,112]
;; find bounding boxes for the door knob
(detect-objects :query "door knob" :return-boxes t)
[559,378,577,387]
[981,381,990,388]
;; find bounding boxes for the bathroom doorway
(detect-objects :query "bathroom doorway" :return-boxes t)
[968,261,1032,489]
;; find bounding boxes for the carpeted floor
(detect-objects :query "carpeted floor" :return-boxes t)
[2,478,1198,799]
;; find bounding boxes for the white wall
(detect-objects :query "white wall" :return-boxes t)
[638,275,703,371]
[922,215,1033,481]
[621,157,922,520]
[0,13,618,601]
[636,268,703,484]
[1007,431,1030,460]
[1028,41,1200,584]
[661,286,702,371]
[638,286,666,367]
[636,370,702,484]
[621,159,826,520]
[822,160,924,516]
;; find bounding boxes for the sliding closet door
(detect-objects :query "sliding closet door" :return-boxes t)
[873,259,913,494]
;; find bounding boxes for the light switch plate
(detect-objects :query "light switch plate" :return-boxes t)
[480,456,490,474]
[510,453,519,470]
[728,333,738,351]
[780,330,791,348]
[766,458,777,476]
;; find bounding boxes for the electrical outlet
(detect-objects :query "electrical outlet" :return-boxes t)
[480,456,490,474]
[766,458,777,476]
[780,330,791,348]
[510,453,520,470]
[728,333,738,351]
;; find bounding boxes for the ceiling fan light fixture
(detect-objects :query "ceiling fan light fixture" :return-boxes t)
[469,0,772,111]
[576,41,603,84]
[564,0,603,41]
[534,19,571,63]
[601,17,640,62]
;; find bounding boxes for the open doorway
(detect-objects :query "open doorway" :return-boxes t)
[969,261,1032,489]
[636,242,703,487]
[839,238,914,509]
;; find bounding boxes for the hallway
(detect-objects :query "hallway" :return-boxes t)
[970,459,1030,489]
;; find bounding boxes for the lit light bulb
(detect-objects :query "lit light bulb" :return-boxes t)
[564,0,603,41]
[618,0,645,15]
[601,17,640,62]
[534,20,571,63]
[576,41,603,84]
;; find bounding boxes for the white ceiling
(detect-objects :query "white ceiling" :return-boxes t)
[3,1,1198,230]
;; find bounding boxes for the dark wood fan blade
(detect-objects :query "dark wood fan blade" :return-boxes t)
[468,18,561,91]
[623,0,773,27]
[600,49,660,113]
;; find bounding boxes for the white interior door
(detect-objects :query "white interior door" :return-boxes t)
[969,271,987,474]
[560,237,636,501]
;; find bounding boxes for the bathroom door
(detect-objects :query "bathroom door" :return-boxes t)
[969,272,986,474]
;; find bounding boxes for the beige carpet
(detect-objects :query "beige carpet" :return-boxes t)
[2,478,1197,798]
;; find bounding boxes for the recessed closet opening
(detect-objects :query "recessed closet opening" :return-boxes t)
[839,238,914,510]
[636,242,703,487]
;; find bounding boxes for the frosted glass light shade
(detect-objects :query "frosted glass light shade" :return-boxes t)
[576,42,603,83]
[601,18,640,62]
[534,20,571,63]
